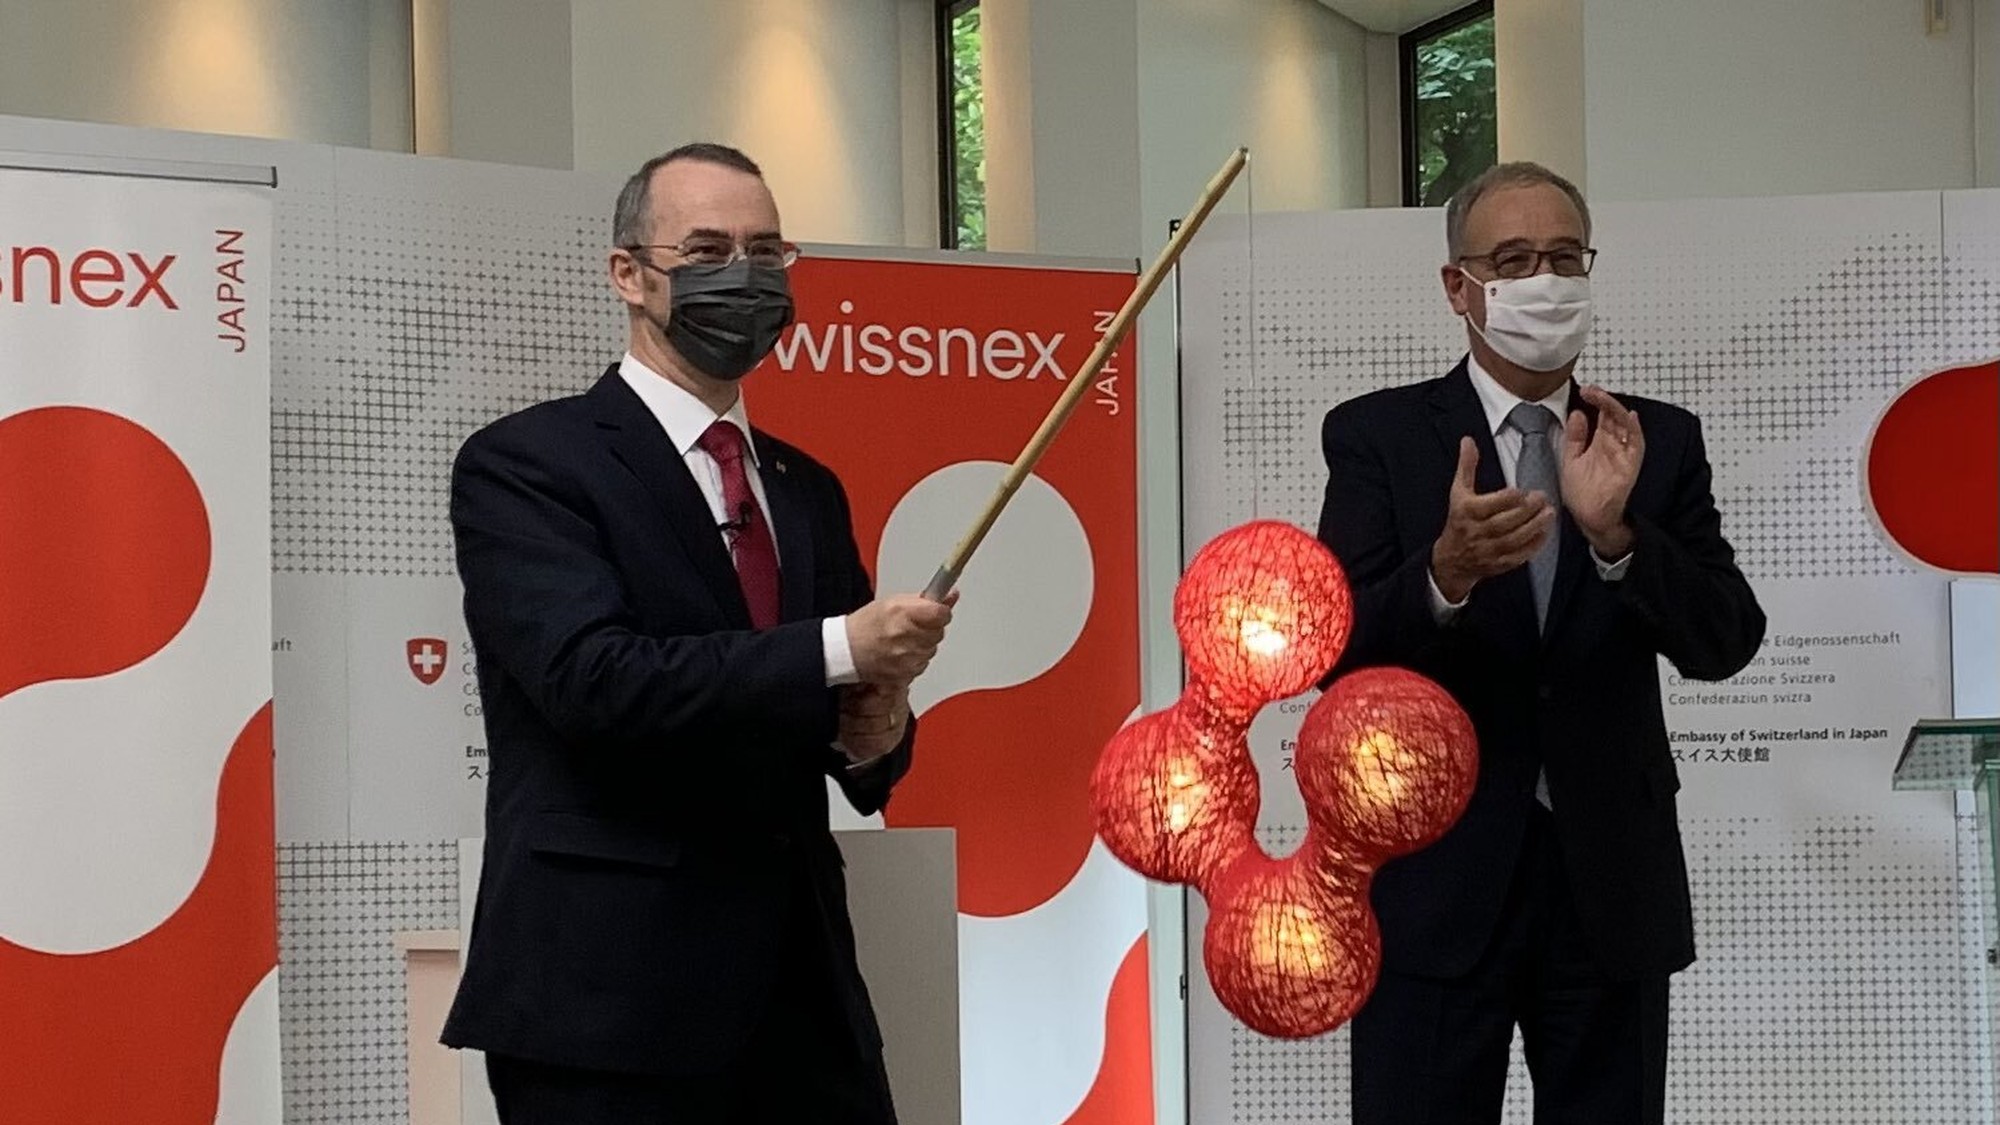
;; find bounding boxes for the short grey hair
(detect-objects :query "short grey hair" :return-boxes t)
[612,143,764,248]
[1443,162,1591,260]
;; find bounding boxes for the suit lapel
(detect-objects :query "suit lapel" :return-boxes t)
[587,370,752,628]
[1428,361,1510,495]
[753,430,817,624]
[1427,363,1538,642]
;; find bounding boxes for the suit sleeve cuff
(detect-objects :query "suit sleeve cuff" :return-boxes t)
[823,616,860,686]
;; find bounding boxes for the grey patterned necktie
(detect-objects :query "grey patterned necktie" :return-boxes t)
[1507,403,1561,810]
[1507,402,1561,630]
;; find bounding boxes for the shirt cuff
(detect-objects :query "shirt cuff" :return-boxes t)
[840,746,894,773]
[1590,547,1634,582]
[1426,569,1469,624]
[823,616,860,687]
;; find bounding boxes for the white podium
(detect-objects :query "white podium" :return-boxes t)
[394,829,961,1125]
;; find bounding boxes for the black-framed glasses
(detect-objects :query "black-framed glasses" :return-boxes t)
[1457,246,1596,280]
[626,237,801,270]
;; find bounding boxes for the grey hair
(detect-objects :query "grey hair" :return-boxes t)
[1443,162,1591,260]
[612,142,764,248]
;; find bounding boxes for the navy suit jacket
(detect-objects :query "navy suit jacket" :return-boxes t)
[441,366,910,1076]
[1316,361,1765,980]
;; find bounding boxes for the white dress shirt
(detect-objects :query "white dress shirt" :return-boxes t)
[618,354,859,685]
[1427,354,1633,621]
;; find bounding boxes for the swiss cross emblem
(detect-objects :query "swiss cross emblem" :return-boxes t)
[406,637,448,686]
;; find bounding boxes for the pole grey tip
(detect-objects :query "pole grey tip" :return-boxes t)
[921,565,957,603]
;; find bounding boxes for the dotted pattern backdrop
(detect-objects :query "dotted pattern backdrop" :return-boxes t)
[272,153,623,577]
[268,154,626,1123]
[278,842,458,1125]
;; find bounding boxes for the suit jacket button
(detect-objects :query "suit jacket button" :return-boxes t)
[1537,684,1553,701]
[773,832,792,850]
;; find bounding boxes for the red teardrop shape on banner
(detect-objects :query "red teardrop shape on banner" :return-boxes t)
[0,407,212,701]
[0,702,277,1123]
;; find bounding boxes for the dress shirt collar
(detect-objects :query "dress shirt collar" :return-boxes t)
[618,352,758,464]
[1464,351,1571,437]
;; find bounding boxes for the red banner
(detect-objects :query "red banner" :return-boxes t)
[750,253,1151,1125]
[0,167,277,1124]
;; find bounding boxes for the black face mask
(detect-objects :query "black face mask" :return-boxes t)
[643,257,795,381]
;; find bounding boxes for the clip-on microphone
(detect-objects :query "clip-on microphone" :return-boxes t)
[717,500,754,535]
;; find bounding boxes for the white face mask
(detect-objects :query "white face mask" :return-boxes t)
[1463,271,1593,372]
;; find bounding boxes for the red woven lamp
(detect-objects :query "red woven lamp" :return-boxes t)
[1172,521,1352,719]
[1090,520,1478,1039]
[1090,701,1259,887]
[1201,845,1381,1038]
[1294,668,1480,865]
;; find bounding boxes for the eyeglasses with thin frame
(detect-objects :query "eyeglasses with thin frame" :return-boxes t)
[1456,246,1597,280]
[625,236,801,271]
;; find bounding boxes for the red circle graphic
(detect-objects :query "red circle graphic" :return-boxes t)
[0,407,212,701]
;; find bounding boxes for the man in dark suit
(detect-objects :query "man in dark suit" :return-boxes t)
[441,143,953,1124]
[1317,162,1766,1125]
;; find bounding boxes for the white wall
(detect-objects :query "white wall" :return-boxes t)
[1496,0,1585,188]
[0,0,409,150]
[1132,4,1371,1121]
[1365,30,1402,206]
[570,0,927,247]
[1582,0,1978,200]
[1134,0,1369,699]
[1140,0,1369,226]
[440,0,573,169]
[984,0,1039,251]
[897,0,942,245]
[368,0,415,153]
[1032,0,1143,258]
[982,0,1144,258]
[1979,0,1998,187]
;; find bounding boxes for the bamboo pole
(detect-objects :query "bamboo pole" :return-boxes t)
[922,146,1249,600]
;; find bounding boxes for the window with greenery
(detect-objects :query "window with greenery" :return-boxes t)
[939,0,984,249]
[1401,2,1495,208]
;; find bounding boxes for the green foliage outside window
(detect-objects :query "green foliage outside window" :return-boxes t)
[949,4,986,250]
[1412,13,1495,208]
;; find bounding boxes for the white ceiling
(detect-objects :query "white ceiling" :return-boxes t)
[1318,0,1476,35]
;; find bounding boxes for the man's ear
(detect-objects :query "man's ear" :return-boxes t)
[610,248,648,307]
[1442,263,1471,317]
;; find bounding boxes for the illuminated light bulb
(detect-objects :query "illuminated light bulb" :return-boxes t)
[1248,900,1331,974]
[1349,729,1410,806]
[1239,615,1289,657]
[1174,521,1353,714]
[1089,703,1259,887]
[1294,668,1479,866]
[1203,850,1382,1038]
[1162,754,1208,832]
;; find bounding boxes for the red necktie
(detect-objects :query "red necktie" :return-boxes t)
[696,421,781,629]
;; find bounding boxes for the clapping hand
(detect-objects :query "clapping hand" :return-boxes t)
[1560,385,1644,558]
[1430,437,1558,603]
